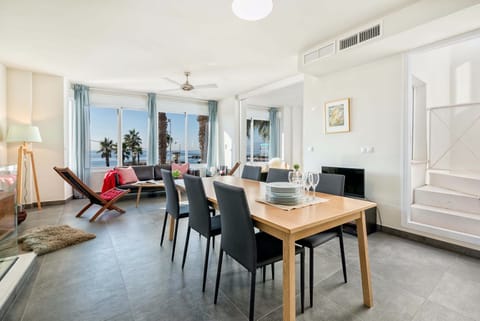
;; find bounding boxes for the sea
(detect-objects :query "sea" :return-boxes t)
[90,150,203,167]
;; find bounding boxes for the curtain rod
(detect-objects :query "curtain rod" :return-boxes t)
[72,84,210,103]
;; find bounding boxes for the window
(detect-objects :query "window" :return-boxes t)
[246,118,270,162]
[90,107,118,168]
[157,112,208,165]
[90,107,148,168]
[122,109,148,165]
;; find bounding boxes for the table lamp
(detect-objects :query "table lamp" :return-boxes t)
[6,124,42,209]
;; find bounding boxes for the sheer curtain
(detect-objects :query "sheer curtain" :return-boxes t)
[269,107,280,158]
[207,100,218,168]
[73,84,90,186]
[147,93,158,165]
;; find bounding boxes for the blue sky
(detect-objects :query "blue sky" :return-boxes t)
[90,108,202,151]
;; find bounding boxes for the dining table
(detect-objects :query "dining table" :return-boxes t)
[171,175,376,321]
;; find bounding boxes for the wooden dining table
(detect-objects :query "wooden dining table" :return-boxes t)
[171,175,376,321]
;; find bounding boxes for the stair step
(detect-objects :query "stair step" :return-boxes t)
[411,204,480,237]
[415,185,480,214]
[428,170,480,197]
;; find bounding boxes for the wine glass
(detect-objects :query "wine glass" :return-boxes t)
[302,171,311,201]
[310,172,320,201]
[288,171,295,183]
[209,166,217,177]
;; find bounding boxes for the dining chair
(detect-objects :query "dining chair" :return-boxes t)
[181,174,221,292]
[265,168,293,183]
[296,173,347,308]
[213,181,305,321]
[160,169,189,262]
[241,165,262,181]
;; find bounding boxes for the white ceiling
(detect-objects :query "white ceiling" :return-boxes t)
[0,0,417,100]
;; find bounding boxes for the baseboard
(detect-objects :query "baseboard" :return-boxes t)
[23,196,73,209]
[379,225,480,259]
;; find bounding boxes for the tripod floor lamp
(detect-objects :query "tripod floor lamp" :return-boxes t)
[6,124,42,209]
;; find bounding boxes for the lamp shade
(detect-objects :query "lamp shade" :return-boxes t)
[6,124,42,143]
[232,0,273,21]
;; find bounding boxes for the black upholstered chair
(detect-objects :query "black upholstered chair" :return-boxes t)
[181,174,221,292]
[296,173,347,308]
[213,181,305,321]
[241,165,262,181]
[160,169,189,262]
[265,168,293,183]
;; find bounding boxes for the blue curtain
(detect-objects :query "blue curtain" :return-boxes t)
[147,93,158,165]
[269,107,280,158]
[73,84,90,186]
[207,100,218,168]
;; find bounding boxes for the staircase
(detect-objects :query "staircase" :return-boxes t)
[411,170,480,244]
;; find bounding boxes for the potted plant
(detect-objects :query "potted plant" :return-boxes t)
[172,169,181,179]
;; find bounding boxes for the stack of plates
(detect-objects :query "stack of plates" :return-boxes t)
[265,182,303,205]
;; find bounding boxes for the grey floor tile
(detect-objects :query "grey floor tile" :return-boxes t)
[412,300,476,321]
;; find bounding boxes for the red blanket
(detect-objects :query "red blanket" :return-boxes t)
[101,169,118,193]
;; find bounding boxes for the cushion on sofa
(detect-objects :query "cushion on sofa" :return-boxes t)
[117,167,139,185]
[132,165,154,181]
[154,164,171,180]
[172,163,189,178]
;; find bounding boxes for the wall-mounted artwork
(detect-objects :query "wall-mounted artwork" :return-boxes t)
[324,98,350,134]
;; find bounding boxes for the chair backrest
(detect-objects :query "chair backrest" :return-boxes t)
[228,161,241,176]
[315,173,345,196]
[213,181,257,272]
[266,168,293,183]
[241,165,262,181]
[53,167,104,205]
[161,169,180,215]
[183,174,212,237]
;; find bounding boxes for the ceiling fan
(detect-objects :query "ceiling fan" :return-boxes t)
[160,72,218,92]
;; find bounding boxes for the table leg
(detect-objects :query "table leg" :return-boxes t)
[282,234,296,321]
[136,186,143,208]
[356,210,373,307]
[169,216,175,241]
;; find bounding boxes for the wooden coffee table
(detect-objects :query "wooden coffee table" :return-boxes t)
[134,181,165,208]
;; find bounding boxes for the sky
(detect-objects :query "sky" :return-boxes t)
[90,108,202,152]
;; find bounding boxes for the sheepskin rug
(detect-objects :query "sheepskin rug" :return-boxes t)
[18,225,96,256]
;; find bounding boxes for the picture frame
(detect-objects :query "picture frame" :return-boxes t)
[324,98,350,134]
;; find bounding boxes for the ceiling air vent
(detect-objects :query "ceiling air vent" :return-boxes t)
[303,42,335,65]
[338,22,382,51]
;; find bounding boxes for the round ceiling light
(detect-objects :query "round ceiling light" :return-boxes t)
[232,0,273,21]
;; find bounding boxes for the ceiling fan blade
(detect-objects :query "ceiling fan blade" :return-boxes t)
[157,87,181,92]
[194,84,218,89]
[163,77,182,86]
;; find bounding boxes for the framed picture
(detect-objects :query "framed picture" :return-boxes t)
[324,98,350,134]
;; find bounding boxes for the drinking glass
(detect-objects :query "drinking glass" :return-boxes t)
[209,166,217,177]
[310,172,320,200]
[288,171,295,183]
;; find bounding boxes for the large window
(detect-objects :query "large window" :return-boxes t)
[157,112,208,165]
[246,118,270,162]
[90,107,148,168]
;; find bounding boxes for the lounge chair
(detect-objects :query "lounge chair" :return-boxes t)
[53,166,129,222]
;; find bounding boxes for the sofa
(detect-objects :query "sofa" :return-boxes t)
[115,164,196,191]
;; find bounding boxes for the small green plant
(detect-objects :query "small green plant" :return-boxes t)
[293,164,300,171]
[172,169,181,178]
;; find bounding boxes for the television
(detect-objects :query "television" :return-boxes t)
[321,166,365,199]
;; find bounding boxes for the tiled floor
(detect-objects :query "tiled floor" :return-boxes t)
[2,196,480,321]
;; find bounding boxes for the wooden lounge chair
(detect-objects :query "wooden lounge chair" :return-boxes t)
[227,161,241,176]
[53,166,130,222]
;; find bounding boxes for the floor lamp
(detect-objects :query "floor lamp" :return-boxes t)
[6,124,42,209]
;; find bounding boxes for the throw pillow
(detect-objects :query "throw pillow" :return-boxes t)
[117,166,139,185]
[171,163,189,178]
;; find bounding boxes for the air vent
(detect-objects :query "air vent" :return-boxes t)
[339,34,358,50]
[359,24,381,43]
[303,42,335,64]
[338,22,382,51]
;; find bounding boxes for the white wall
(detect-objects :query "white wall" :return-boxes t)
[304,55,404,228]
[6,69,69,203]
[217,97,239,169]
[0,64,6,165]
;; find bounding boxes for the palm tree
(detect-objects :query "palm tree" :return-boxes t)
[197,115,209,162]
[246,119,269,141]
[97,137,115,167]
[158,113,168,164]
[124,129,143,165]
